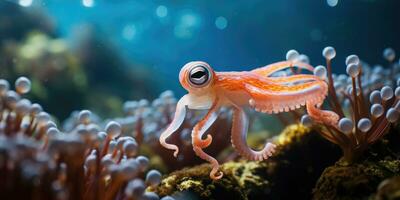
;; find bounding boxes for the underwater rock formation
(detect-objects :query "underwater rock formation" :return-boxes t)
[313,127,400,200]
[156,124,341,200]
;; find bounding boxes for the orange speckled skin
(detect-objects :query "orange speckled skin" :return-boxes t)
[160,60,339,180]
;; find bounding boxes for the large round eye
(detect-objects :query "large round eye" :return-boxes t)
[189,65,211,86]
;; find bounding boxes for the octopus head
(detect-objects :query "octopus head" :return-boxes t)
[179,61,216,94]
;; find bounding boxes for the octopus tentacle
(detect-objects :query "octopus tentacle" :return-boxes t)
[191,99,223,179]
[192,98,220,148]
[306,101,339,128]
[193,146,223,179]
[230,105,276,161]
[251,61,314,77]
[159,95,188,157]
[268,74,321,84]
[246,78,328,114]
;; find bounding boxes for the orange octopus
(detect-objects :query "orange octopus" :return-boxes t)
[159,60,339,180]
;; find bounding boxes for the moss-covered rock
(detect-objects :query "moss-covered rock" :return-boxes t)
[312,159,400,200]
[313,128,400,200]
[156,124,341,200]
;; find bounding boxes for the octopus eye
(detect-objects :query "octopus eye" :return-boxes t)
[189,65,210,86]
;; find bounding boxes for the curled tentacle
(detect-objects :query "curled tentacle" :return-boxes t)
[251,61,314,77]
[230,105,276,161]
[193,144,223,179]
[306,101,339,128]
[191,99,220,148]
[159,95,188,157]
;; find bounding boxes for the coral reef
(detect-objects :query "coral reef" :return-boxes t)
[65,90,234,172]
[156,124,341,200]
[0,77,164,200]
[301,47,400,164]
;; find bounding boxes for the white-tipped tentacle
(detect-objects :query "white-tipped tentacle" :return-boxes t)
[159,95,188,157]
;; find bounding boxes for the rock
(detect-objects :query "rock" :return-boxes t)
[156,124,341,200]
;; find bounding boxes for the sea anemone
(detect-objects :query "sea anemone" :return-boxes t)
[0,77,165,200]
[93,90,234,171]
[301,47,400,163]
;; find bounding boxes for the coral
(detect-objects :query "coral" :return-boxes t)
[81,90,233,172]
[301,47,400,164]
[0,77,165,200]
[156,124,341,200]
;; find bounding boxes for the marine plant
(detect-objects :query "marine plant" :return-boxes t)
[301,47,400,163]
[0,77,167,200]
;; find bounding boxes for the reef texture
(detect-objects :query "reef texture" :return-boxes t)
[313,127,400,200]
[156,124,342,200]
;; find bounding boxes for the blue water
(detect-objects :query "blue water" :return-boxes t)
[4,0,400,94]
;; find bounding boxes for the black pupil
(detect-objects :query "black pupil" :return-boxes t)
[191,70,205,79]
[189,66,209,86]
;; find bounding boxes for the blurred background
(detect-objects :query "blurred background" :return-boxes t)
[0,0,399,120]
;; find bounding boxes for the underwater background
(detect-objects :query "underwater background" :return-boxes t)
[1,0,399,120]
[1,0,400,200]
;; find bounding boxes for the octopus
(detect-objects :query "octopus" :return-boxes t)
[159,60,339,180]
